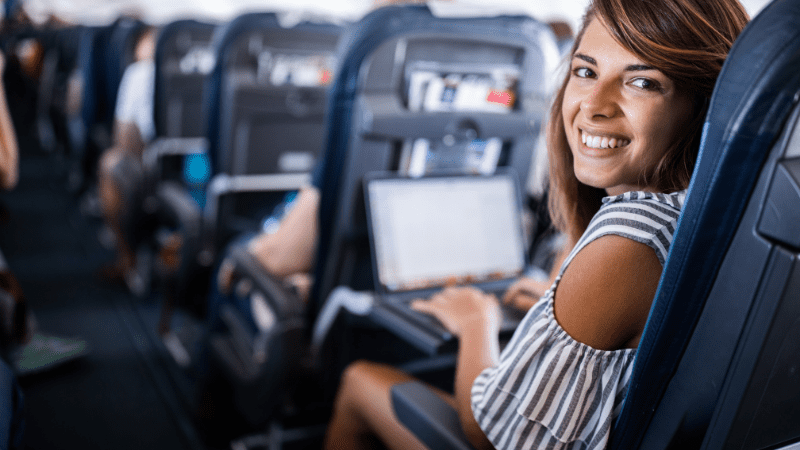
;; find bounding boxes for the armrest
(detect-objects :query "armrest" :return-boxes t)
[391,381,475,450]
[228,244,304,322]
[155,181,203,240]
[142,137,209,186]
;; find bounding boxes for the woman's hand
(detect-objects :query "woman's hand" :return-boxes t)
[502,277,551,311]
[411,286,501,337]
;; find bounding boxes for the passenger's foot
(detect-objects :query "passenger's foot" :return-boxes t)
[11,333,89,376]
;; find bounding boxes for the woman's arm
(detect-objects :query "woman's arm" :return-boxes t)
[555,234,662,350]
[0,52,19,191]
[411,287,500,449]
[218,186,320,294]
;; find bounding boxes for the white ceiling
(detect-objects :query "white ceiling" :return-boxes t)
[20,0,773,33]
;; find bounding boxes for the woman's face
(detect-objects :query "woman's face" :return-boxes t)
[562,18,693,196]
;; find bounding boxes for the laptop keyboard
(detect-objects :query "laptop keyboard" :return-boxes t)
[384,293,526,342]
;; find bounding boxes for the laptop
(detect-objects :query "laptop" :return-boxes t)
[365,171,529,354]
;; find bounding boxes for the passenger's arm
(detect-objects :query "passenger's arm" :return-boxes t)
[554,235,661,350]
[247,186,320,278]
[411,287,500,450]
[0,52,19,191]
[218,186,321,294]
[111,120,146,158]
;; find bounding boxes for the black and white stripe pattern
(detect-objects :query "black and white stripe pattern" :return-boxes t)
[472,190,685,450]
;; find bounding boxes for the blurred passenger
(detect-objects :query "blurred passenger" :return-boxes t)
[97,26,156,287]
[324,0,748,449]
[0,50,87,375]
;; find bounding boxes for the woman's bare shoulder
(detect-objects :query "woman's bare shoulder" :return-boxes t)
[553,234,662,351]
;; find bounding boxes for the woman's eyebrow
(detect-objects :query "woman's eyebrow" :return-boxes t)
[573,53,657,72]
[573,53,596,65]
[625,64,657,72]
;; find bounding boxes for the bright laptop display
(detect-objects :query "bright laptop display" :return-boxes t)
[366,173,527,293]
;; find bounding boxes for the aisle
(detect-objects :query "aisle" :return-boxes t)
[0,149,202,450]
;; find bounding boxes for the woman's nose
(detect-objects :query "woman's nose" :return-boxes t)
[580,80,619,119]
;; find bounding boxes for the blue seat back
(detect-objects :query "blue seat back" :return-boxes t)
[104,17,145,125]
[213,20,343,177]
[202,14,343,245]
[309,5,560,320]
[202,12,280,172]
[611,0,800,448]
[153,19,217,138]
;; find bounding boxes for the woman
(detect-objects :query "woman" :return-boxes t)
[324,0,749,449]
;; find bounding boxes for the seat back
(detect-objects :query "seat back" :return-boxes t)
[610,1,800,448]
[153,19,217,139]
[202,12,280,172]
[203,14,343,246]
[104,17,145,126]
[214,21,342,177]
[310,5,560,320]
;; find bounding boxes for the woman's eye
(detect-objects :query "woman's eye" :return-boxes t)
[573,67,595,78]
[630,78,660,91]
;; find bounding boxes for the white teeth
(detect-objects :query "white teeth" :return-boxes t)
[581,131,629,149]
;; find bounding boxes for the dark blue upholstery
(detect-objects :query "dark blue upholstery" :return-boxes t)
[104,17,145,124]
[0,359,23,450]
[610,0,800,447]
[202,13,279,173]
[152,19,217,138]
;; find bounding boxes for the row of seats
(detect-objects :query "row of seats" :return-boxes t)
[134,5,562,445]
[22,5,565,446]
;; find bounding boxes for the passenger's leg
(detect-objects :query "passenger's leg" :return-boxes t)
[325,360,454,450]
[98,147,136,276]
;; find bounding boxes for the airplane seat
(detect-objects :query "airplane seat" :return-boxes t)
[149,14,344,316]
[38,26,83,157]
[152,19,217,140]
[34,25,75,154]
[0,357,23,450]
[118,19,217,297]
[64,26,103,190]
[310,5,558,319]
[148,13,282,310]
[201,19,343,266]
[391,1,800,449]
[104,17,146,130]
[308,7,558,388]
[208,5,559,440]
[65,20,142,195]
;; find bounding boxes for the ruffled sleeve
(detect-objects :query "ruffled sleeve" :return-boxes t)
[471,297,636,450]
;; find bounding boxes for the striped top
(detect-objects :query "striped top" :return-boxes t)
[471,190,685,450]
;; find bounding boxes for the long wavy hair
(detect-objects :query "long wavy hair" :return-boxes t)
[548,0,749,245]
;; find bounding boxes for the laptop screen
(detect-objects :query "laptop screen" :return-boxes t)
[366,174,527,292]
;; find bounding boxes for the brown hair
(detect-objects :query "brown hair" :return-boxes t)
[548,0,749,245]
